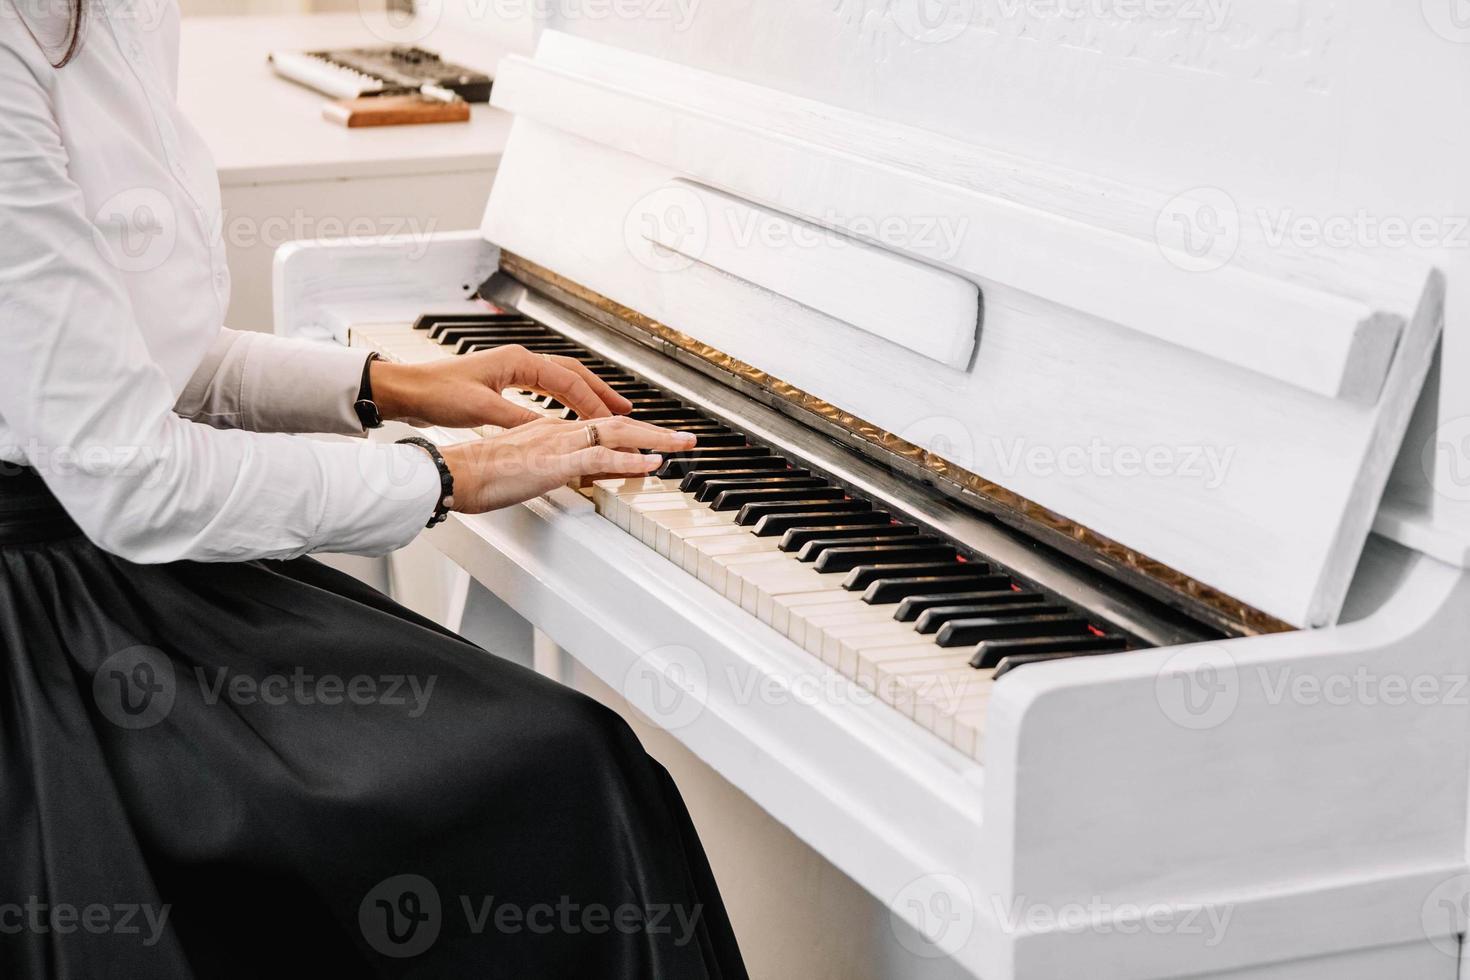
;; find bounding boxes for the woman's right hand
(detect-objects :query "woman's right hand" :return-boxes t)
[440,416,698,514]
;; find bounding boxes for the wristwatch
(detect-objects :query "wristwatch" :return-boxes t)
[354,353,383,430]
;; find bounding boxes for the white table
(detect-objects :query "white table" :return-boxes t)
[178,13,514,332]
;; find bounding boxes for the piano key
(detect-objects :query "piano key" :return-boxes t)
[813,542,958,574]
[695,476,826,504]
[429,323,542,341]
[659,518,744,563]
[873,657,987,711]
[712,485,847,512]
[419,315,537,336]
[680,468,812,493]
[663,445,773,461]
[432,327,552,345]
[675,433,749,448]
[780,524,917,552]
[659,456,789,478]
[862,574,1011,605]
[990,649,1114,680]
[914,602,1067,635]
[688,534,784,593]
[795,534,944,564]
[971,634,1130,670]
[935,614,1092,648]
[843,562,988,592]
[893,589,1038,622]
[622,398,686,410]
[625,408,709,423]
[751,508,891,536]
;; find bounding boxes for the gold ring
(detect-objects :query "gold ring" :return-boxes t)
[585,424,601,449]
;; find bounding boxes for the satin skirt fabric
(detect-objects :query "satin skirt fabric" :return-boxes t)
[0,469,746,979]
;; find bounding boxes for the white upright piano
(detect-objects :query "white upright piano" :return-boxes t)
[275,2,1470,976]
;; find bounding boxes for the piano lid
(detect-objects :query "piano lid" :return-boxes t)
[479,2,1458,630]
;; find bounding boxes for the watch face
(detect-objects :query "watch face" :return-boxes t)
[355,399,383,430]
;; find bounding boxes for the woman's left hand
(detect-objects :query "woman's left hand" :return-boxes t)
[368,345,633,429]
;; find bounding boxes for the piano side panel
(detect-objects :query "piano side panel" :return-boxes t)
[483,119,1420,629]
[981,539,1470,978]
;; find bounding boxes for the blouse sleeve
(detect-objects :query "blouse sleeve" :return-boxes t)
[0,37,440,563]
[174,328,374,435]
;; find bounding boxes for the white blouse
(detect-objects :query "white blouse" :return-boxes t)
[0,0,440,562]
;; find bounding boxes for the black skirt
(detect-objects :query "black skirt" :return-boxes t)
[0,468,746,979]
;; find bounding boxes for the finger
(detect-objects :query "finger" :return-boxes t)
[547,356,633,415]
[591,417,698,452]
[549,417,697,454]
[472,390,539,428]
[507,349,610,420]
[561,446,662,481]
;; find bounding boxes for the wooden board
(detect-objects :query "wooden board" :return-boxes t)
[323,95,471,128]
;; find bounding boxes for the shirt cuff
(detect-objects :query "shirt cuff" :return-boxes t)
[243,339,371,435]
[309,439,442,555]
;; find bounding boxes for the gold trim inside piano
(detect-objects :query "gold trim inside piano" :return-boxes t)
[500,252,1295,641]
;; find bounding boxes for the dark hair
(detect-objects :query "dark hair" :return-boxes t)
[52,0,83,66]
[11,0,84,67]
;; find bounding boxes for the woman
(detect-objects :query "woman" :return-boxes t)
[0,0,747,976]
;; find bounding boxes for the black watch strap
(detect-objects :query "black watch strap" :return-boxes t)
[354,353,383,430]
[397,437,454,527]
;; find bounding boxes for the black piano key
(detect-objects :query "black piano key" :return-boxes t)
[417,313,536,335]
[434,327,551,345]
[862,575,1010,605]
[794,533,940,562]
[682,433,756,448]
[466,341,585,356]
[843,561,987,591]
[779,524,917,552]
[428,322,540,341]
[987,640,1134,678]
[664,446,773,461]
[695,476,824,504]
[812,542,956,573]
[711,485,846,512]
[602,386,669,398]
[935,614,1091,648]
[658,456,788,478]
[741,501,877,530]
[893,589,1038,621]
[976,637,1123,675]
[627,409,709,423]
[680,468,811,493]
[458,340,583,356]
[915,602,1066,635]
[623,398,685,410]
